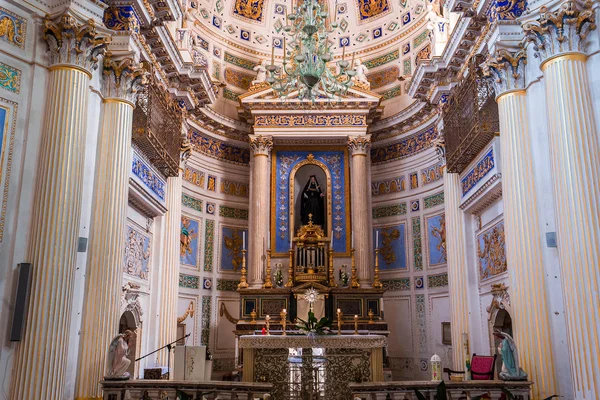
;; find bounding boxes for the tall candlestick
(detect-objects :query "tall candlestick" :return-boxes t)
[351,52,355,67]
[354,315,359,335]
[342,44,345,60]
[337,309,343,335]
[281,309,287,336]
[265,314,271,335]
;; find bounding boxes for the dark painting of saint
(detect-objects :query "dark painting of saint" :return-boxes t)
[301,175,325,227]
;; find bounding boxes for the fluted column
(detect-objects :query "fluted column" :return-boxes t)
[443,171,469,371]
[10,13,109,400]
[524,3,599,397]
[157,173,183,368]
[485,49,557,398]
[248,135,273,288]
[348,135,373,287]
[75,53,146,399]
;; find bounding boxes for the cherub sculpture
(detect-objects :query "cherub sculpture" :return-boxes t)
[353,59,370,87]
[106,331,133,379]
[252,59,269,85]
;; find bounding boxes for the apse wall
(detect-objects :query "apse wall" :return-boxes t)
[177,129,250,375]
[370,124,449,380]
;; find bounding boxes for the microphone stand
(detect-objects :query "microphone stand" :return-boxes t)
[136,333,190,380]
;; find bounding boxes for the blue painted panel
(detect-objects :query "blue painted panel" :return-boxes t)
[221,226,247,271]
[427,214,447,266]
[180,216,200,266]
[373,223,407,270]
[274,151,347,253]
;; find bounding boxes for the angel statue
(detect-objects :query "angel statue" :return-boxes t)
[252,60,268,86]
[106,331,133,380]
[352,59,370,88]
[493,330,528,380]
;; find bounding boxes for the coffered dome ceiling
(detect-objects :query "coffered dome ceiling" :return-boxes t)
[183,0,436,126]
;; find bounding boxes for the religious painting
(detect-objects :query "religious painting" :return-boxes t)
[356,0,390,21]
[220,226,247,271]
[124,225,151,280]
[477,220,507,280]
[373,223,407,270]
[232,0,265,22]
[180,216,200,267]
[427,213,447,266]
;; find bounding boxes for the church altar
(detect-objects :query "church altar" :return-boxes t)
[240,334,386,400]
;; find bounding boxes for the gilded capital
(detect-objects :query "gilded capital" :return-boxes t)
[483,48,527,96]
[523,0,596,63]
[347,135,371,155]
[249,135,273,156]
[102,53,148,105]
[43,12,110,73]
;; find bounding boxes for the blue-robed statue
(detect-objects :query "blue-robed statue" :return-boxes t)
[494,330,528,380]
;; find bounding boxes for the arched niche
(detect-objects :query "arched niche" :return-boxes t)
[289,158,332,239]
[120,287,143,379]
[486,283,512,377]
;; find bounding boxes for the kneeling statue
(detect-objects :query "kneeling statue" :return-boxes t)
[494,330,527,380]
[106,330,133,379]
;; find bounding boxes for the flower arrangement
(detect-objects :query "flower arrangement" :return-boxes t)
[339,266,349,287]
[296,311,332,336]
[274,265,284,287]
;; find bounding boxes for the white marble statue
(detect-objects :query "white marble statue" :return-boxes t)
[426,3,449,57]
[106,331,133,379]
[252,60,269,85]
[353,59,369,86]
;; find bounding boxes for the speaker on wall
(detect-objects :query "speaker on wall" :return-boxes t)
[10,263,31,342]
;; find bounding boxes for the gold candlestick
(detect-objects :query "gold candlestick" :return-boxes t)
[263,248,273,288]
[368,309,375,324]
[238,249,249,289]
[354,315,359,335]
[280,309,287,336]
[285,248,294,287]
[250,309,257,324]
[350,248,360,288]
[373,248,382,289]
[265,315,271,335]
[328,247,337,287]
[337,309,343,335]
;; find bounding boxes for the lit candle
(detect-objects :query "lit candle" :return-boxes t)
[283,308,287,313]
[243,231,246,250]
[337,308,341,314]
[354,314,359,334]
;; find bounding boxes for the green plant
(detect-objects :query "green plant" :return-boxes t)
[414,381,560,400]
[296,311,332,335]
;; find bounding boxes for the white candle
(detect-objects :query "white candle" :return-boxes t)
[331,230,334,248]
[289,237,292,250]
[267,230,271,250]
[243,231,246,250]
[351,232,354,249]
[375,230,379,249]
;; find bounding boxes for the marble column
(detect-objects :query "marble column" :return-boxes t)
[10,13,109,400]
[442,171,469,371]
[485,48,557,398]
[248,135,273,288]
[75,53,146,399]
[157,172,183,367]
[348,135,373,287]
[524,3,599,397]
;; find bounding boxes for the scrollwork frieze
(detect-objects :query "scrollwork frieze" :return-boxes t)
[347,135,372,155]
[102,52,148,104]
[249,134,273,156]
[523,0,596,63]
[43,12,110,73]
[483,48,527,96]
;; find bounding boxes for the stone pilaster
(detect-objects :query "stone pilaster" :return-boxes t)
[75,53,146,399]
[443,171,469,371]
[524,3,599,397]
[348,135,373,287]
[248,135,273,288]
[484,49,558,399]
[10,12,109,400]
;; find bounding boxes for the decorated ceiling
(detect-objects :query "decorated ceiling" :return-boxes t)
[183,0,436,120]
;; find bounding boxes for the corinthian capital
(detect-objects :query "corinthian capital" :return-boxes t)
[43,12,110,73]
[523,0,596,63]
[102,52,148,105]
[483,48,527,96]
[249,135,273,156]
[348,135,371,155]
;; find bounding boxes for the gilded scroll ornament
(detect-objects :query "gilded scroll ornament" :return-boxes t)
[523,0,596,62]
[356,0,390,20]
[233,0,265,22]
[43,12,110,72]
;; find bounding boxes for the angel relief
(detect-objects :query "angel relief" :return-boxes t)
[224,229,244,271]
[233,0,265,22]
[180,217,197,257]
